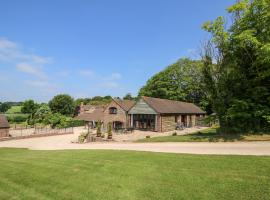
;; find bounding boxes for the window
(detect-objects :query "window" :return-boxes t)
[109,107,117,114]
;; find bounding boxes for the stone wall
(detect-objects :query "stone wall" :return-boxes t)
[161,115,176,132]
[160,114,198,132]
[103,100,128,129]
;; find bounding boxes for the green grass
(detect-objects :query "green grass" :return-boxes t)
[4,113,29,118]
[5,106,22,114]
[138,128,270,142]
[0,148,269,200]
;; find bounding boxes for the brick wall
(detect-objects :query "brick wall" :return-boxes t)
[0,128,9,138]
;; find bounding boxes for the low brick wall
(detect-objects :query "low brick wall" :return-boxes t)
[0,131,73,142]
[0,128,9,138]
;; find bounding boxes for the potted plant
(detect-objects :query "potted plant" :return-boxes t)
[107,122,113,139]
[96,120,102,137]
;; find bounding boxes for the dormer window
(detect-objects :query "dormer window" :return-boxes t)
[109,107,117,114]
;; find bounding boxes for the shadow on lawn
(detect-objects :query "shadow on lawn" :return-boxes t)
[188,130,245,142]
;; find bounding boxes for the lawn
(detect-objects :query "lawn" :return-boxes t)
[0,148,269,200]
[138,128,270,142]
[5,106,22,114]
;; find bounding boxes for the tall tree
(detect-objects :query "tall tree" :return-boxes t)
[49,94,75,116]
[34,104,52,123]
[202,0,270,133]
[0,102,11,113]
[21,100,39,114]
[139,58,210,112]
[123,93,135,100]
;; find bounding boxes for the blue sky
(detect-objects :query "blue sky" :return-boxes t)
[0,0,234,102]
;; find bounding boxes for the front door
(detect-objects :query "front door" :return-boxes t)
[181,115,187,127]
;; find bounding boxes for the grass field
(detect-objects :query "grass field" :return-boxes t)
[138,128,270,142]
[0,148,269,200]
[5,106,22,114]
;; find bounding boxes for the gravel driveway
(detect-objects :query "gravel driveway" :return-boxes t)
[1,127,270,155]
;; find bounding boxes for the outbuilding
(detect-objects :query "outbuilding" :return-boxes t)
[0,115,10,138]
[128,96,206,132]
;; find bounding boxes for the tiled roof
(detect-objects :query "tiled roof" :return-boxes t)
[75,106,104,121]
[142,96,206,114]
[0,115,10,128]
[81,105,92,110]
[114,99,136,111]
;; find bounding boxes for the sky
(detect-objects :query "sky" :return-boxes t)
[0,0,235,102]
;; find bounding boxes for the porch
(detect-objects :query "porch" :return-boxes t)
[130,114,157,131]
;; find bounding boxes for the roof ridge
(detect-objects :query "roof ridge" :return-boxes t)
[143,96,190,104]
[141,96,205,114]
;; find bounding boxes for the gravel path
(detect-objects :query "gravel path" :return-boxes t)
[1,127,270,155]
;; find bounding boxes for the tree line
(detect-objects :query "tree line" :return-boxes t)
[2,0,269,134]
[140,0,270,134]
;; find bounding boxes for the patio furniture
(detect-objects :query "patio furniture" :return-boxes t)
[176,122,184,130]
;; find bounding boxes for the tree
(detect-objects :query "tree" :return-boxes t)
[21,100,39,114]
[139,58,210,112]
[202,0,270,133]
[49,94,75,116]
[0,102,11,113]
[123,93,135,100]
[34,104,52,123]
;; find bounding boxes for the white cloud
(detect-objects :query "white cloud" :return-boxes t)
[99,81,119,89]
[105,72,122,81]
[98,72,122,89]
[79,69,94,77]
[25,80,57,93]
[0,38,53,64]
[29,55,53,64]
[16,63,46,79]
[0,38,17,49]
[0,38,52,78]
[58,70,71,77]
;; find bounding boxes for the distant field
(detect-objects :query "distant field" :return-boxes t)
[5,106,22,114]
[138,128,270,142]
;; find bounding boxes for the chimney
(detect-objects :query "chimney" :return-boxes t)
[80,102,84,114]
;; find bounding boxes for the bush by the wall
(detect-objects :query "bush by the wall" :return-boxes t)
[70,120,85,127]
[6,114,29,123]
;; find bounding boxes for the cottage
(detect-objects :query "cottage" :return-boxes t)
[128,97,206,132]
[76,96,205,132]
[76,104,105,128]
[103,99,135,129]
[0,114,10,138]
[76,99,135,130]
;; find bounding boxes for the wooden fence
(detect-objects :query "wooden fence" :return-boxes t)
[34,127,74,135]
[1,127,74,141]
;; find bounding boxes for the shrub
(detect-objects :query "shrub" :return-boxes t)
[107,122,112,139]
[6,114,29,123]
[146,135,150,139]
[70,120,85,127]
[78,132,89,143]
[96,121,102,137]
[172,132,177,136]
